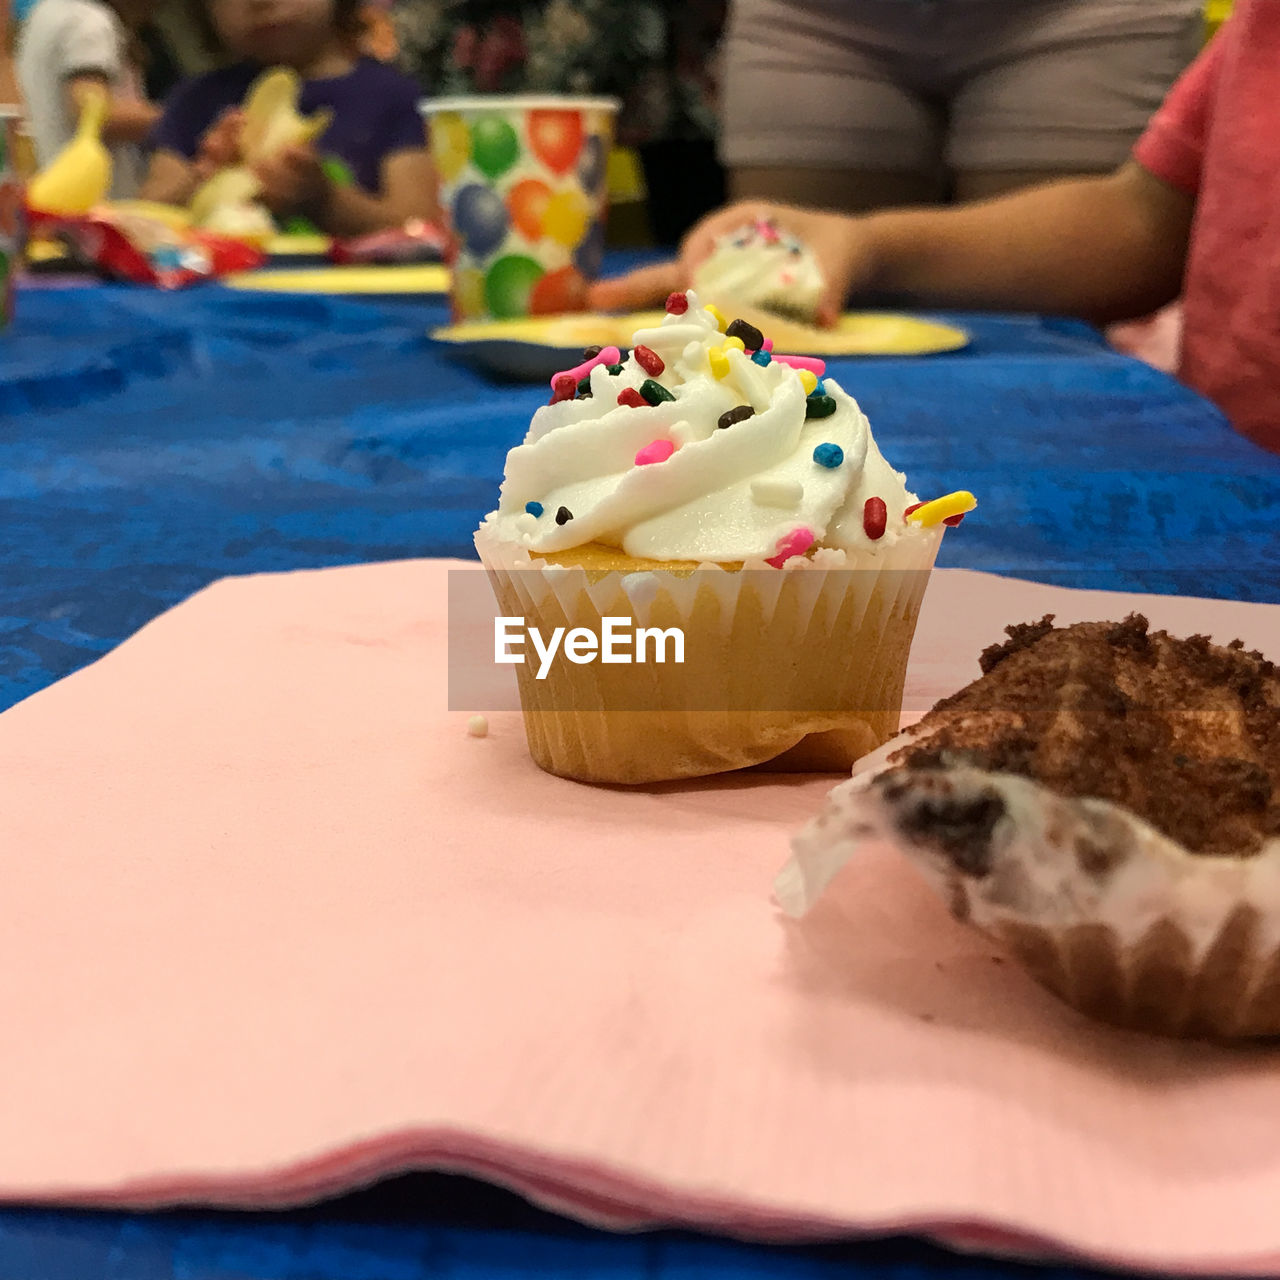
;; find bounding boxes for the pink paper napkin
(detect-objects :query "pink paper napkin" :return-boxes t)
[4,560,1280,1274]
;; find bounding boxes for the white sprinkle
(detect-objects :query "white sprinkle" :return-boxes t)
[466,715,489,738]
[751,478,803,508]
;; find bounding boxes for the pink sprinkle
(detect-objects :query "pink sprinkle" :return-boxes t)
[755,218,780,245]
[772,353,826,376]
[634,439,675,467]
[762,338,774,352]
[550,345,621,391]
[766,526,815,568]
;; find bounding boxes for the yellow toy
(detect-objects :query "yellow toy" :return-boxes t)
[27,86,111,215]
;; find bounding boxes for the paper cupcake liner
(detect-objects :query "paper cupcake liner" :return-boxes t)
[778,748,1280,1039]
[474,524,942,784]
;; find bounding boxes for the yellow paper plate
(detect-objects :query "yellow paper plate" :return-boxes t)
[431,310,969,379]
[265,233,332,258]
[222,264,449,296]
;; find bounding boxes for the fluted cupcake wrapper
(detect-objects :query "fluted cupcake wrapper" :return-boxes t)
[778,752,1280,1039]
[474,525,943,784]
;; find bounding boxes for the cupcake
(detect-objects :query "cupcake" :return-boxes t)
[475,291,973,784]
[692,218,825,322]
[776,615,1280,1039]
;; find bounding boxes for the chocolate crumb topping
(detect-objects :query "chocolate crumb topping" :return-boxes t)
[894,615,1280,856]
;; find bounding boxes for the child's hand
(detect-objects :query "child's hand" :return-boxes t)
[251,144,330,219]
[195,109,246,181]
[587,200,876,327]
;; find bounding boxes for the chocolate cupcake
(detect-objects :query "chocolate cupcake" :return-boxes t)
[777,615,1280,1039]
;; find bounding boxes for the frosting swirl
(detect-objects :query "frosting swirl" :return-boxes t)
[481,293,922,564]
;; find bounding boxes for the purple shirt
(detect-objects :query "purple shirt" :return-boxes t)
[151,58,425,195]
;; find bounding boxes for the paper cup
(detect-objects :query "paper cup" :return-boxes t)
[0,108,24,331]
[421,95,618,323]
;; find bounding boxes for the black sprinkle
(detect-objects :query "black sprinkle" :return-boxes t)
[581,345,602,360]
[640,379,676,405]
[555,506,573,525]
[605,363,624,376]
[725,318,764,351]
[577,377,593,398]
[805,394,837,419]
[717,405,756,430]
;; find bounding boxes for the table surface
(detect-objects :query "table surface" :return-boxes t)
[4,266,1280,1279]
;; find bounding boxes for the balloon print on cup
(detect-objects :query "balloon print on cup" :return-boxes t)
[423,96,618,322]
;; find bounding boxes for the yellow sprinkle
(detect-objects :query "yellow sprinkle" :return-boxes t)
[705,303,727,332]
[906,490,978,527]
[709,346,731,379]
[798,369,818,394]
[723,335,745,353]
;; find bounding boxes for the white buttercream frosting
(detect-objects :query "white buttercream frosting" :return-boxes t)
[692,220,825,319]
[480,293,924,564]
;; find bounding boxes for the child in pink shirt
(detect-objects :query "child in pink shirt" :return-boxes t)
[592,1,1280,453]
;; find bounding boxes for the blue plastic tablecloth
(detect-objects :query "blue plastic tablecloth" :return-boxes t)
[3,271,1280,1279]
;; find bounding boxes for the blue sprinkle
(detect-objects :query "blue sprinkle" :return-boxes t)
[750,349,772,367]
[813,443,844,469]
[525,501,544,517]
[808,377,826,397]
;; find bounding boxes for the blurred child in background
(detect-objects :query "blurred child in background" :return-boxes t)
[141,0,433,235]
[17,0,160,196]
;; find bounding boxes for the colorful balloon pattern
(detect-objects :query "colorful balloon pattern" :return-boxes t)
[433,105,611,318]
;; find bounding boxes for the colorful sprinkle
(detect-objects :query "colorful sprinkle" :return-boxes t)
[798,369,818,395]
[723,335,746,354]
[762,338,774,352]
[943,512,967,527]
[635,439,675,466]
[555,505,573,525]
[773,353,826,376]
[640,378,675,405]
[805,394,837,419]
[634,344,665,377]
[903,502,925,520]
[906,491,978,527]
[813,443,844,468]
[706,303,727,331]
[551,344,620,391]
[717,404,755,430]
[725,318,764,351]
[525,501,544,517]
[863,497,887,541]
[809,377,826,396]
[766,526,815,568]
[581,345,602,360]
[755,218,780,245]
[466,714,489,738]
[665,291,689,315]
[549,373,577,404]
[617,387,648,409]
[606,362,624,376]
[750,349,772,367]
[577,377,593,398]
[709,347,731,380]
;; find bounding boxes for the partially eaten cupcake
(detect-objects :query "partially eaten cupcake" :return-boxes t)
[776,614,1280,1039]
[692,218,825,323]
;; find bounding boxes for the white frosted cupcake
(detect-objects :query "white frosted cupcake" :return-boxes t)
[692,218,826,322]
[475,291,973,784]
